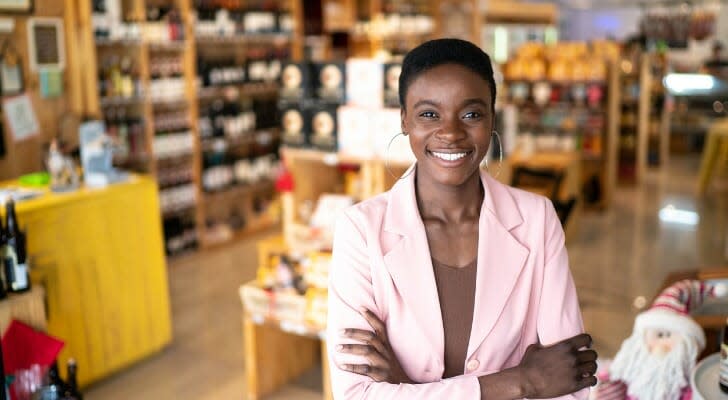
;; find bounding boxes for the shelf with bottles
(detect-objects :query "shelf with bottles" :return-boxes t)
[159,183,198,217]
[163,212,199,256]
[193,0,295,37]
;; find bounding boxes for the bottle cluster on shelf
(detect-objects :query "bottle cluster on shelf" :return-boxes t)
[98,55,143,100]
[154,110,190,133]
[202,154,280,192]
[93,1,186,43]
[150,57,184,78]
[197,47,288,88]
[105,109,146,164]
[158,165,194,189]
[153,131,194,160]
[159,183,197,216]
[163,214,198,256]
[193,0,294,38]
[149,78,187,103]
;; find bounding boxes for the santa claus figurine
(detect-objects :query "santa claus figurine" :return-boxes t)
[595,279,727,400]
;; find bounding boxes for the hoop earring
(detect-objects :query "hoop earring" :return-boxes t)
[385,132,415,180]
[484,130,503,178]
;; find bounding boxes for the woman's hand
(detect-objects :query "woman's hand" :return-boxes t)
[516,333,598,399]
[336,308,414,384]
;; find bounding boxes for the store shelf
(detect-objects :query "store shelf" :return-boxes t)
[203,180,275,200]
[161,204,197,219]
[195,33,293,45]
[197,82,279,101]
[95,38,143,47]
[100,96,146,107]
[247,311,326,340]
[201,129,280,152]
[202,213,278,248]
[147,41,187,51]
[280,146,413,168]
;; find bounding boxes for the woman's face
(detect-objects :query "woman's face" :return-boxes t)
[402,63,494,187]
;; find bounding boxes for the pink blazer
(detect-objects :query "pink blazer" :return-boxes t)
[327,168,588,399]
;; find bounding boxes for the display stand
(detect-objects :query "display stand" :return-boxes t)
[77,0,304,254]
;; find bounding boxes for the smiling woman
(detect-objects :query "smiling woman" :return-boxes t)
[326,38,597,400]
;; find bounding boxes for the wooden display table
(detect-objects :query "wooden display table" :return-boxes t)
[0,286,47,333]
[1,175,172,387]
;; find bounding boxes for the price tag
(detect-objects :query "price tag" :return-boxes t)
[323,153,338,166]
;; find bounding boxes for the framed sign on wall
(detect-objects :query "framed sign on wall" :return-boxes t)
[27,17,65,71]
[0,0,33,13]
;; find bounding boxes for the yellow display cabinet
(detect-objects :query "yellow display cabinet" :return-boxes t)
[1,175,172,387]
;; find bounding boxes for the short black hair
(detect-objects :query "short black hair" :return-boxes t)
[399,38,497,110]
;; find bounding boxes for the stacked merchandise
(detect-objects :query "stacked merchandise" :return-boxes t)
[279,58,414,163]
[501,41,619,205]
[193,0,294,38]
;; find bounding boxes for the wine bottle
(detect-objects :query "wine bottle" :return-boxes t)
[0,224,7,300]
[65,358,83,400]
[720,317,728,393]
[3,200,30,293]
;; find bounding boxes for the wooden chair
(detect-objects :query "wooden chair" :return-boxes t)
[511,166,578,227]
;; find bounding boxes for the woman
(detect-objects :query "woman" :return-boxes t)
[327,39,597,399]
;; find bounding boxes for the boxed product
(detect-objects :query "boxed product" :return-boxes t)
[313,62,346,103]
[337,105,374,158]
[279,103,309,147]
[279,62,312,101]
[383,63,402,107]
[372,108,415,163]
[346,58,383,108]
[309,104,338,152]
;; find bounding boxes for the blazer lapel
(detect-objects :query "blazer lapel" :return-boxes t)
[467,172,529,359]
[382,165,444,361]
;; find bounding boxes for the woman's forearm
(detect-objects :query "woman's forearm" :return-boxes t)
[478,367,530,400]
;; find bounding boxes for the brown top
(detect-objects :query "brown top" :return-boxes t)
[432,258,478,379]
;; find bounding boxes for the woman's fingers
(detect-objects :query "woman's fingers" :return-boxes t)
[576,361,598,377]
[341,364,388,382]
[341,328,389,359]
[360,308,387,336]
[337,344,388,369]
[577,349,598,363]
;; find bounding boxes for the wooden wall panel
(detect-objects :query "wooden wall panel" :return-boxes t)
[0,0,82,181]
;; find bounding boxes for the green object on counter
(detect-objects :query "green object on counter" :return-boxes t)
[18,172,50,187]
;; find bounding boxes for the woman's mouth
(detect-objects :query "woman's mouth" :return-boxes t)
[427,150,474,166]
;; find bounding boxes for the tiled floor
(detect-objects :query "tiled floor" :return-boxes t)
[85,155,727,399]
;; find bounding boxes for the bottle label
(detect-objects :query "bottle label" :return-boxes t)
[11,263,28,290]
[720,343,728,385]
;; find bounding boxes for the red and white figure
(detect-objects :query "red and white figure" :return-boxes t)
[595,279,728,400]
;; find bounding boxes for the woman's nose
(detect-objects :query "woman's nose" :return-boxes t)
[435,118,466,142]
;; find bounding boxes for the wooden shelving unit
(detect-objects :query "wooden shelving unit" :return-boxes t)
[78,0,304,255]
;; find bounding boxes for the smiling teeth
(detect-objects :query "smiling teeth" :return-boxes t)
[432,152,467,161]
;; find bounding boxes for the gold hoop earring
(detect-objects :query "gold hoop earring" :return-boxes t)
[385,132,415,180]
[484,130,503,178]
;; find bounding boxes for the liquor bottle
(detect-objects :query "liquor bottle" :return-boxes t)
[0,224,7,300]
[3,200,30,293]
[65,358,83,400]
[720,317,728,393]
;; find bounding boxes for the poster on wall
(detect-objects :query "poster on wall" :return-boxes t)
[2,93,39,141]
[0,0,33,13]
[27,18,65,71]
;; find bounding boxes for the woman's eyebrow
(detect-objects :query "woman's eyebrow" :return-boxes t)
[413,99,440,109]
[460,98,489,108]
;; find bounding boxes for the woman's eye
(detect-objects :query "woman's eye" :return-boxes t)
[463,111,482,119]
[419,111,438,119]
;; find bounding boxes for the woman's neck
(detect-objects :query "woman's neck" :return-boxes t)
[414,169,484,225]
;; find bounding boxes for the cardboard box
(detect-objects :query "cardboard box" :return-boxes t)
[279,103,309,147]
[337,105,374,158]
[313,62,346,104]
[279,62,312,101]
[383,63,402,108]
[309,104,338,152]
[346,59,383,108]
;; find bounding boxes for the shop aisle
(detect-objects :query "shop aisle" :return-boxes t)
[85,155,726,400]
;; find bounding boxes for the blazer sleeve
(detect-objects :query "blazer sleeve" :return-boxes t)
[535,199,589,400]
[327,211,481,400]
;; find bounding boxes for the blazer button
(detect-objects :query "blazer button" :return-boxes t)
[466,359,480,372]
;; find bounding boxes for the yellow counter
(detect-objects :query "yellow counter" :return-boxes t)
[1,175,172,387]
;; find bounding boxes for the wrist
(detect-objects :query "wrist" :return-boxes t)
[477,367,532,400]
[513,366,534,399]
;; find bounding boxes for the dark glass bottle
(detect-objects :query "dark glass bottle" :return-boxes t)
[3,200,30,293]
[720,317,728,393]
[0,222,7,300]
[65,358,83,400]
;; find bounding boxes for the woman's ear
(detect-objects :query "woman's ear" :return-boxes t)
[400,108,407,134]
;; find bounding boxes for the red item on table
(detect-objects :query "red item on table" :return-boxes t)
[2,320,64,374]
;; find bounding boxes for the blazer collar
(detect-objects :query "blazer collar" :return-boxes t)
[382,165,529,363]
[383,166,524,236]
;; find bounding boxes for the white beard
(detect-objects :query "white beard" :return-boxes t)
[608,332,698,400]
